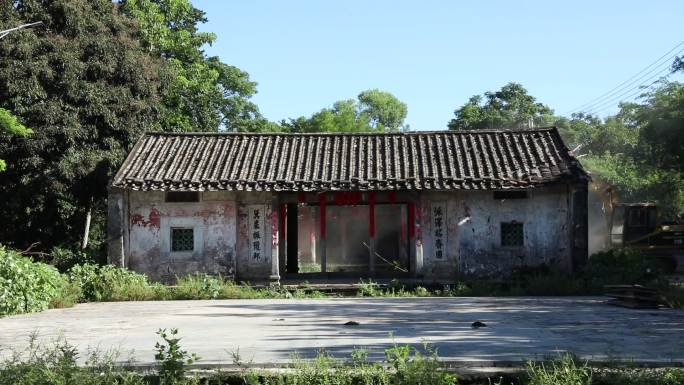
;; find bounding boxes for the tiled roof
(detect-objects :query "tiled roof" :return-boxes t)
[112,127,588,191]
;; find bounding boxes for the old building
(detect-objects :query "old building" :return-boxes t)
[108,127,589,282]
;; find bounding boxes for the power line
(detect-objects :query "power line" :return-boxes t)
[587,78,663,115]
[565,40,684,115]
[581,63,675,115]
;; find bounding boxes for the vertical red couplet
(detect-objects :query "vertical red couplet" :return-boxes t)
[368,192,376,237]
[319,193,326,238]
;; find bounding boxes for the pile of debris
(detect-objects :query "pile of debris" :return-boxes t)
[604,285,665,309]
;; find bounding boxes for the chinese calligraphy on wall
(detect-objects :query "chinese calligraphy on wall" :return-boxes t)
[248,205,266,263]
[431,202,447,259]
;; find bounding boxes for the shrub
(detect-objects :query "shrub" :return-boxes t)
[584,248,656,288]
[0,246,65,316]
[50,246,93,272]
[173,274,223,300]
[67,264,159,302]
[49,280,82,309]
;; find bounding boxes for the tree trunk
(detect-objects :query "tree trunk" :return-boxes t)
[81,199,92,249]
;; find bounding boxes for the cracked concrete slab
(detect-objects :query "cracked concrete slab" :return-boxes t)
[0,297,682,367]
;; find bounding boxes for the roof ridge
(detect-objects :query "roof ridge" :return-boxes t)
[143,126,559,137]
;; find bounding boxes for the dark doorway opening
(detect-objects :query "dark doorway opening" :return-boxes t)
[284,203,409,277]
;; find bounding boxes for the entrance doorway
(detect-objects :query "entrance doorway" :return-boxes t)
[284,203,409,277]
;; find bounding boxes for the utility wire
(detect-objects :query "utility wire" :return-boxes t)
[582,63,675,115]
[565,40,684,115]
[588,78,663,115]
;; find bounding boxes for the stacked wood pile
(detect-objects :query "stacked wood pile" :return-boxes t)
[604,285,665,309]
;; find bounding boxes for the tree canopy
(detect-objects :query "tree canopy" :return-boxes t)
[0,0,168,253]
[0,107,31,172]
[121,0,272,132]
[282,89,408,133]
[558,78,684,218]
[447,82,554,130]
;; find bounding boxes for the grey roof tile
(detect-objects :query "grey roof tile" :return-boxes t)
[112,128,588,191]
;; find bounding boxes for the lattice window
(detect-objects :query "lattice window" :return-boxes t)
[171,228,194,252]
[501,222,524,247]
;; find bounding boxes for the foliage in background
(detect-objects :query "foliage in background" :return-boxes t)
[0,107,32,172]
[447,82,555,130]
[281,89,408,133]
[559,79,684,218]
[0,246,65,316]
[121,0,274,132]
[448,72,684,218]
[0,0,168,257]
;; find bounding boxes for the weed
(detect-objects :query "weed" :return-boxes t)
[525,354,591,385]
[385,342,458,385]
[154,328,199,384]
[358,279,382,297]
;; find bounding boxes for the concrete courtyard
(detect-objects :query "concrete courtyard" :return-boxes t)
[0,297,682,367]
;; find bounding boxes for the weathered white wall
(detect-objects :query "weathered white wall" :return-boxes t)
[421,185,571,279]
[121,186,573,282]
[126,191,239,282]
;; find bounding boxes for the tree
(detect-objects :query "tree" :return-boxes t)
[447,82,554,130]
[564,79,684,218]
[0,0,167,253]
[121,0,272,132]
[357,89,408,131]
[0,108,31,172]
[282,89,408,133]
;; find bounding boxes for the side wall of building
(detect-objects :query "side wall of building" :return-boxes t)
[110,190,276,282]
[108,183,585,282]
[420,185,574,279]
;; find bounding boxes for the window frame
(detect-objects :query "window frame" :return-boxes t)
[500,222,524,248]
[170,227,195,252]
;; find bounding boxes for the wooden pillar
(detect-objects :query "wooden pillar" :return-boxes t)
[319,193,327,273]
[368,192,376,276]
[286,203,298,274]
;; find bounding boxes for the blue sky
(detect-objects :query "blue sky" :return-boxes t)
[194,0,684,130]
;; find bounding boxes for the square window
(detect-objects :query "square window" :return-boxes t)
[171,228,194,252]
[501,222,524,247]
